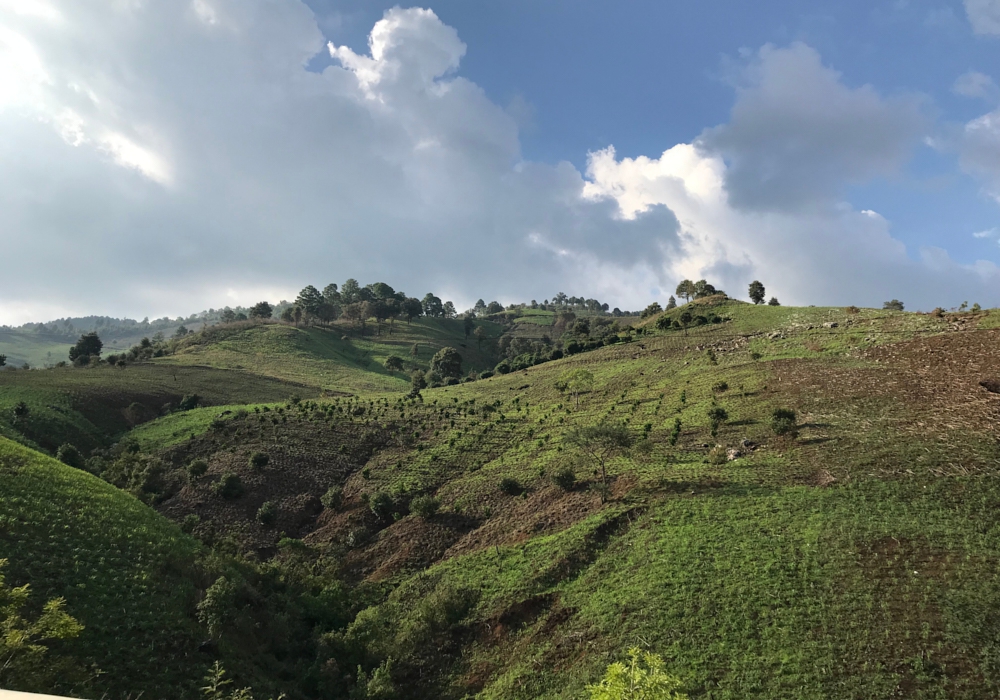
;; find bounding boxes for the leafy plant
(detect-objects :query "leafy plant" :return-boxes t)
[249,452,269,469]
[498,477,522,496]
[410,495,440,519]
[706,407,728,437]
[213,472,244,500]
[587,647,688,699]
[321,486,343,511]
[188,459,208,478]
[552,467,576,490]
[770,408,798,437]
[256,501,277,527]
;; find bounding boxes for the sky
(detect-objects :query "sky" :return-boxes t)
[2,0,1000,324]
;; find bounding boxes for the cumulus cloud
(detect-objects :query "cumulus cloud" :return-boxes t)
[0,2,996,324]
[960,109,1000,199]
[965,0,1000,34]
[954,70,999,99]
[699,43,927,212]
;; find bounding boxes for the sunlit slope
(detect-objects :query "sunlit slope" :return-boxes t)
[0,363,311,452]
[0,437,206,698]
[157,318,503,393]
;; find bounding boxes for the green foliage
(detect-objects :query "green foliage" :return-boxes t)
[411,495,441,519]
[707,445,728,465]
[213,472,244,500]
[188,459,208,478]
[498,477,522,495]
[321,486,343,511]
[768,297,780,306]
[384,355,404,374]
[68,332,103,363]
[256,501,278,527]
[555,368,595,409]
[369,491,395,521]
[198,576,240,638]
[749,280,766,305]
[0,558,84,689]
[551,467,576,490]
[770,407,798,436]
[668,418,682,446]
[883,299,905,311]
[587,647,688,700]
[707,407,728,437]
[428,347,463,380]
[55,443,85,470]
[179,393,201,411]
[567,423,634,493]
[249,452,269,469]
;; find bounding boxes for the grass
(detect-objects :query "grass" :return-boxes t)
[0,437,207,698]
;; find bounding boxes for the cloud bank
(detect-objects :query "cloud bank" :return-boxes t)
[0,2,998,323]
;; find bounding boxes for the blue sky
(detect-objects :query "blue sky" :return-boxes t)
[307,0,1000,263]
[1,0,1000,322]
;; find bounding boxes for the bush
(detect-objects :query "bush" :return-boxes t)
[498,477,522,495]
[346,526,371,548]
[707,406,728,436]
[770,408,798,436]
[256,501,278,526]
[587,647,688,700]
[249,452,269,469]
[369,491,395,521]
[711,381,728,393]
[213,472,244,500]
[321,486,343,511]
[187,459,208,478]
[178,394,201,411]
[551,467,576,490]
[494,359,512,375]
[197,576,239,638]
[56,443,85,470]
[411,495,441,519]
[707,445,728,465]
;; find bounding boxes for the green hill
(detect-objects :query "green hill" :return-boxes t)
[6,299,1000,698]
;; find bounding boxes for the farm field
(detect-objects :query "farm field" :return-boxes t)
[4,300,1000,698]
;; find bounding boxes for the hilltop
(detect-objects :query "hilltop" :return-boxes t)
[4,293,1000,698]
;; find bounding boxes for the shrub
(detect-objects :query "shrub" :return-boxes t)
[551,467,576,490]
[369,491,395,521]
[213,472,244,500]
[587,647,688,700]
[345,526,371,548]
[256,501,278,526]
[711,381,728,393]
[668,418,682,446]
[321,486,343,511]
[883,299,905,311]
[494,359,512,375]
[707,445,728,465]
[770,408,798,436]
[845,305,860,314]
[498,477,522,495]
[56,443,85,470]
[187,459,208,478]
[249,452,269,469]
[411,495,441,519]
[707,406,728,436]
[197,576,239,638]
[178,394,201,411]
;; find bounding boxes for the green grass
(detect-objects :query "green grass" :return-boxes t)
[0,437,207,698]
[158,319,502,393]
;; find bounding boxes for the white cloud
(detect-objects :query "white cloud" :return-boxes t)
[954,70,999,99]
[960,109,1000,199]
[0,3,996,324]
[973,228,997,238]
[965,0,1000,34]
[699,43,927,213]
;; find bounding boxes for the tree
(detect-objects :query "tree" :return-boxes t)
[463,314,475,337]
[748,280,766,305]
[556,368,595,409]
[675,280,696,302]
[442,301,457,319]
[341,302,364,331]
[384,355,404,374]
[486,301,504,314]
[883,299,905,311]
[220,309,236,324]
[474,325,487,349]
[587,647,688,700]
[402,297,423,323]
[678,311,692,334]
[0,354,5,368]
[371,300,393,335]
[665,296,677,310]
[0,558,84,688]
[693,279,717,298]
[322,283,341,304]
[767,297,780,306]
[707,406,728,437]
[368,281,396,301]
[567,423,634,499]
[410,343,420,359]
[341,278,361,304]
[640,302,662,319]
[295,285,324,318]
[422,293,444,318]
[12,401,29,423]
[410,371,427,394]
[249,301,273,319]
[474,299,487,316]
[429,347,463,379]
[68,332,103,363]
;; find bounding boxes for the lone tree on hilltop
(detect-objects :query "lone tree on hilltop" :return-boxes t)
[567,423,634,501]
[749,280,766,305]
[883,299,905,311]
[429,347,462,379]
[675,280,696,302]
[249,301,273,319]
[68,332,102,363]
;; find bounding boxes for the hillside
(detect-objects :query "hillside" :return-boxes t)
[5,299,1000,698]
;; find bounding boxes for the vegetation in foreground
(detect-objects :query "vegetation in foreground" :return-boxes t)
[3,282,1000,698]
